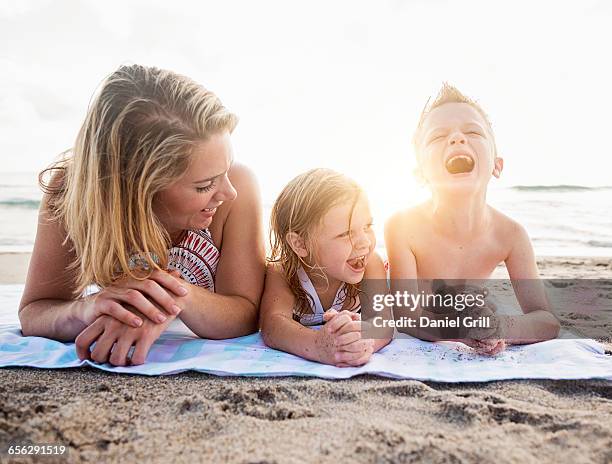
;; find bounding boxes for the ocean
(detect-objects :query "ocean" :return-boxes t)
[1,172,611,257]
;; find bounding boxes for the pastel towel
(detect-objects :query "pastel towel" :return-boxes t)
[1,285,611,382]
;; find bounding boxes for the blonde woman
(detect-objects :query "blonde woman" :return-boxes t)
[19,64,265,366]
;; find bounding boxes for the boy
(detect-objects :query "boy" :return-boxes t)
[384,83,560,354]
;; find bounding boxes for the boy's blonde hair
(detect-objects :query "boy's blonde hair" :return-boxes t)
[413,82,497,155]
[40,64,237,296]
[268,169,362,319]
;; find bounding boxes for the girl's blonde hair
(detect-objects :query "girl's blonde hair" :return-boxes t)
[269,168,363,319]
[40,64,237,296]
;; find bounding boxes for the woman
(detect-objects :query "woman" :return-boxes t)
[18,64,266,366]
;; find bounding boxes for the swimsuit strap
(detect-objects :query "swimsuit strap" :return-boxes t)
[331,283,349,311]
[296,267,348,325]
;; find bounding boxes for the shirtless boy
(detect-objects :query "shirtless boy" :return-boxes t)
[384,83,560,354]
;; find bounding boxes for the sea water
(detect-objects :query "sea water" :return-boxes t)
[1,172,611,256]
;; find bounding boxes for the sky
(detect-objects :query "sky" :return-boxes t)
[1,0,611,214]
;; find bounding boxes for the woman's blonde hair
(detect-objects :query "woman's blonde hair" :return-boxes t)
[40,64,237,296]
[268,168,363,319]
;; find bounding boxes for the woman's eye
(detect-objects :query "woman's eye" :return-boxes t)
[196,182,215,193]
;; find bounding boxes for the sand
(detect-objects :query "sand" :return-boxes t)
[1,254,611,463]
[0,253,31,285]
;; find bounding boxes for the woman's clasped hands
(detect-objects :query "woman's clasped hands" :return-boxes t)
[76,269,190,366]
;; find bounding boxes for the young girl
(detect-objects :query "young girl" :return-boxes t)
[260,169,391,367]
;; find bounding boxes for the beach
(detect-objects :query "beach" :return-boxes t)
[4,1,612,462]
[1,254,611,463]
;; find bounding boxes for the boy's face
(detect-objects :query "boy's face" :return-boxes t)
[417,102,503,193]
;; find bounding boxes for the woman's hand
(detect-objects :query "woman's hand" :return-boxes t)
[75,309,175,366]
[82,270,188,328]
[316,310,374,367]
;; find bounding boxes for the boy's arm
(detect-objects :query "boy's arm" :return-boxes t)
[503,223,560,343]
[384,214,439,341]
[362,251,392,351]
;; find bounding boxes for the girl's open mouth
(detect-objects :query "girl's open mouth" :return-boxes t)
[445,154,475,174]
[347,255,367,272]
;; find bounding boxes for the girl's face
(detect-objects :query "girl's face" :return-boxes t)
[308,195,376,286]
[153,131,237,241]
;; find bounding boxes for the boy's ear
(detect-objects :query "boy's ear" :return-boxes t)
[492,156,504,178]
[285,232,308,258]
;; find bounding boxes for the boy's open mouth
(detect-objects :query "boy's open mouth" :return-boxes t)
[347,255,366,272]
[445,154,475,174]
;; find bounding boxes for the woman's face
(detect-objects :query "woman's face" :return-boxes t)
[153,131,237,240]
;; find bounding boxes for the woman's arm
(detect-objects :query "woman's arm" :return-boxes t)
[19,190,96,341]
[384,213,442,341]
[19,188,186,341]
[177,164,266,339]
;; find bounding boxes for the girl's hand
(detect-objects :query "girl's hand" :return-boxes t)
[82,270,188,328]
[322,309,360,322]
[316,311,374,367]
[324,310,373,365]
[75,309,174,366]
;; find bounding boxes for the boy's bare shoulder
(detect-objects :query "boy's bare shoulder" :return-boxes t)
[489,206,529,240]
[385,203,429,233]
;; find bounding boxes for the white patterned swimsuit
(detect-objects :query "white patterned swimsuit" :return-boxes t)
[167,229,219,291]
[294,267,360,326]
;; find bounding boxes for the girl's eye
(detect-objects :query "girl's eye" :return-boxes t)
[196,182,215,193]
[337,231,351,239]
[428,135,444,144]
[365,222,373,230]
[468,131,483,137]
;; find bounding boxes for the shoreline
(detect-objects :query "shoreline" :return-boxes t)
[0,252,31,284]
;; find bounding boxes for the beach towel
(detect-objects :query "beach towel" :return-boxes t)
[2,285,611,382]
